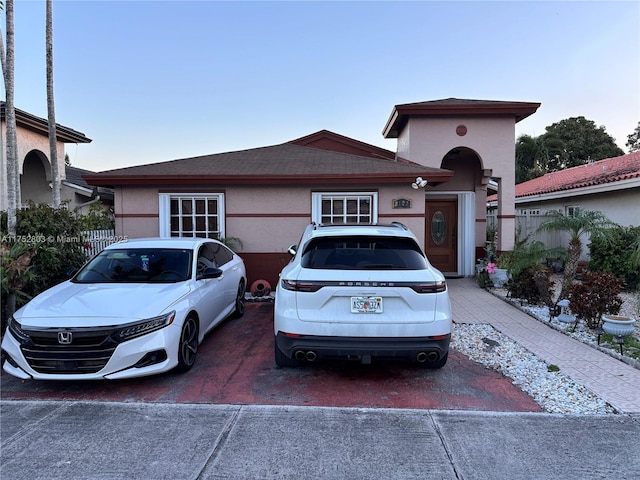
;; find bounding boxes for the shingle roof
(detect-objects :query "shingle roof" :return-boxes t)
[84,142,454,187]
[488,151,640,201]
[65,165,95,189]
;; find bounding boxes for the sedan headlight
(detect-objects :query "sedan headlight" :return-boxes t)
[8,316,29,342]
[115,311,176,342]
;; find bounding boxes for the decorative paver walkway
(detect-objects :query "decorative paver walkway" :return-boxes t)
[448,277,640,413]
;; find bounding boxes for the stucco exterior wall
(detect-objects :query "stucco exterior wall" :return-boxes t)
[397,116,516,250]
[114,184,429,251]
[517,185,640,261]
[0,122,66,210]
[396,117,514,171]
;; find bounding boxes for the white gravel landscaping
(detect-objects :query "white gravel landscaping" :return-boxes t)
[450,274,638,415]
[451,323,616,415]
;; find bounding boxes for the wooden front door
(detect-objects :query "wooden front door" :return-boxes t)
[425,200,458,274]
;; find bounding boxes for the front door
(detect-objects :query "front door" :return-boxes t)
[425,200,457,274]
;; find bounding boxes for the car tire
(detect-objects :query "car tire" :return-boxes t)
[176,316,199,373]
[424,352,448,369]
[231,281,246,319]
[274,341,300,367]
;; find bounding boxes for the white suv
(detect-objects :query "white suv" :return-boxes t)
[274,223,452,368]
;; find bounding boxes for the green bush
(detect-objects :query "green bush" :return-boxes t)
[1,202,88,300]
[588,225,640,289]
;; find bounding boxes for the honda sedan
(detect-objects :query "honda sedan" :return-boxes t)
[2,237,246,380]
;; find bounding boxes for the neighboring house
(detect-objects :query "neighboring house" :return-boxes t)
[488,151,640,259]
[84,98,540,286]
[0,102,100,211]
[63,165,115,214]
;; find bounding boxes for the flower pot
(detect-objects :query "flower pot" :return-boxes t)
[489,268,509,288]
[602,315,636,337]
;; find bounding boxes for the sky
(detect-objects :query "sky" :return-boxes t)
[4,0,640,171]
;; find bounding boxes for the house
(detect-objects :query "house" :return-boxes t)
[488,151,640,258]
[84,98,540,286]
[0,102,105,212]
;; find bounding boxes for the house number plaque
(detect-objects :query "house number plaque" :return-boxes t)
[393,199,412,209]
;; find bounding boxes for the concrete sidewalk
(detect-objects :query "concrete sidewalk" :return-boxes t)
[1,401,639,480]
[448,278,640,413]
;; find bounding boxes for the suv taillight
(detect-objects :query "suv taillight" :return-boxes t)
[281,279,324,292]
[410,281,447,293]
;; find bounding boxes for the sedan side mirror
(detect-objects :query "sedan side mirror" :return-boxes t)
[287,245,297,257]
[200,267,223,280]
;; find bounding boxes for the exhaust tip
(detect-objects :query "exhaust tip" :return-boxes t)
[306,351,317,362]
[294,350,306,361]
[417,352,440,363]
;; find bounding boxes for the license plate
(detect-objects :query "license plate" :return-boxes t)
[351,296,383,314]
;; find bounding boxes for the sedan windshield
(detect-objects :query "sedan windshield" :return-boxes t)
[73,248,193,283]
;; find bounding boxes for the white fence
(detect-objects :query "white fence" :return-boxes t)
[81,229,117,258]
[487,212,566,250]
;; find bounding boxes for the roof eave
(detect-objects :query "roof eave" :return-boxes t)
[84,171,455,188]
[1,103,92,144]
[383,101,541,138]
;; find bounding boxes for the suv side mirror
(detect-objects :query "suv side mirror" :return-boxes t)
[287,245,297,257]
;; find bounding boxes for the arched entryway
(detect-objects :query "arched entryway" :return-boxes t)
[424,147,487,276]
[20,150,52,206]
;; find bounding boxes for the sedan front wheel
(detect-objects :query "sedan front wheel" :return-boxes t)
[231,281,246,319]
[176,316,199,373]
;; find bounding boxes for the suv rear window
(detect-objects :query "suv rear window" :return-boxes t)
[300,236,428,270]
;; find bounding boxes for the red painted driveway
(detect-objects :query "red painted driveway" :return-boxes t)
[0,303,541,412]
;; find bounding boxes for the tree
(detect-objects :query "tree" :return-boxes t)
[541,117,624,169]
[46,0,61,207]
[515,134,547,183]
[537,209,617,302]
[626,121,640,152]
[1,0,19,234]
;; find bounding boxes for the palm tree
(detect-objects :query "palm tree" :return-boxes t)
[1,0,19,234]
[537,209,617,302]
[46,0,60,207]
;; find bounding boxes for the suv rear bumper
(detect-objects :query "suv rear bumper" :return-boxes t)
[275,332,450,364]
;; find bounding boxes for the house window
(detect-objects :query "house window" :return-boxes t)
[565,205,580,217]
[312,192,378,225]
[159,193,225,239]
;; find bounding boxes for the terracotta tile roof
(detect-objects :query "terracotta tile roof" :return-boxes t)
[84,142,453,187]
[487,151,640,201]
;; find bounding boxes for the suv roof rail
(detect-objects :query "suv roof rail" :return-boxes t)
[391,221,408,230]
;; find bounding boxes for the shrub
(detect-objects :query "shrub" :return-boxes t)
[506,264,554,306]
[588,225,640,289]
[1,202,88,301]
[76,202,115,231]
[568,271,623,329]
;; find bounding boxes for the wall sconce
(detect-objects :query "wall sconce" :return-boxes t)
[411,177,428,189]
[48,182,53,189]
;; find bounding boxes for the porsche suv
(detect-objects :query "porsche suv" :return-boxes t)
[274,222,452,368]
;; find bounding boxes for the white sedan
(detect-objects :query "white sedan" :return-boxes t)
[1,237,246,380]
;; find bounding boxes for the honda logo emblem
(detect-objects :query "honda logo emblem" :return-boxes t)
[58,331,73,345]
